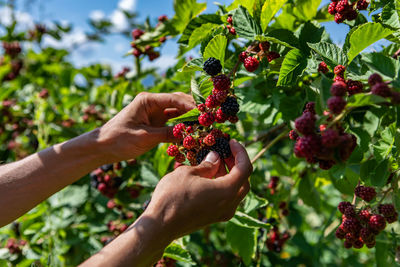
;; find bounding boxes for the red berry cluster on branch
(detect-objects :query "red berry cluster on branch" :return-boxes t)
[368,73,400,103]
[5,238,27,254]
[266,226,291,253]
[154,257,177,267]
[82,104,105,123]
[328,0,369,24]
[335,185,398,249]
[239,41,280,72]
[168,57,241,165]
[226,15,236,35]
[114,66,131,79]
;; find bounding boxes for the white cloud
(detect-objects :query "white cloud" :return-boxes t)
[42,28,89,50]
[90,10,106,21]
[118,0,137,11]
[0,6,34,31]
[143,55,178,72]
[110,10,129,32]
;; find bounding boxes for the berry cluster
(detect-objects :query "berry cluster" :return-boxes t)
[168,57,241,165]
[290,101,356,170]
[90,165,123,198]
[154,257,177,267]
[114,66,131,79]
[267,176,279,195]
[369,73,400,103]
[5,238,27,255]
[239,41,280,72]
[82,104,105,123]
[266,226,291,253]
[130,15,168,60]
[336,185,398,249]
[226,15,236,35]
[2,41,22,58]
[328,0,369,24]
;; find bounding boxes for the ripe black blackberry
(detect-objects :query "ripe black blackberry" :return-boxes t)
[196,148,210,164]
[221,97,239,116]
[211,137,231,158]
[183,120,199,126]
[203,57,222,76]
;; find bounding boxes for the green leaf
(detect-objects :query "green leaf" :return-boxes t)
[178,14,222,44]
[48,185,88,208]
[308,41,348,67]
[375,234,390,267]
[346,94,387,108]
[167,108,200,123]
[360,159,377,184]
[298,174,320,210]
[203,35,227,67]
[381,1,400,29]
[199,78,213,98]
[370,159,390,187]
[260,0,289,31]
[230,211,271,229]
[227,0,257,15]
[232,5,262,40]
[226,222,257,265]
[243,191,269,213]
[277,49,308,87]
[345,22,393,63]
[190,76,205,104]
[361,53,400,79]
[164,243,195,265]
[172,0,207,33]
[256,29,298,48]
[140,163,160,186]
[292,0,322,21]
[179,58,203,72]
[187,23,216,50]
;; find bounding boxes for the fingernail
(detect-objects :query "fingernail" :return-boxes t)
[204,151,219,163]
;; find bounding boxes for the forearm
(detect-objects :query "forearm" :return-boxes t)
[0,128,107,226]
[81,209,173,267]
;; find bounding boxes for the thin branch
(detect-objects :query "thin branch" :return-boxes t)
[393,48,400,59]
[245,123,287,146]
[352,180,360,205]
[251,129,290,164]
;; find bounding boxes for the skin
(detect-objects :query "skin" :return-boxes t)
[0,92,253,266]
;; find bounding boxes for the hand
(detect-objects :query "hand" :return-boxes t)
[96,92,195,163]
[144,139,253,241]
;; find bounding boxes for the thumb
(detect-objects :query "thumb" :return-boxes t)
[193,151,221,179]
[147,126,180,144]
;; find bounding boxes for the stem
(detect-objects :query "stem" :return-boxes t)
[377,187,393,206]
[245,123,287,146]
[228,59,241,81]
[251,129,290,164]
[327,107,354,129]
[135,56,141,78]
[352,180,360,205]
[393,48,400,59]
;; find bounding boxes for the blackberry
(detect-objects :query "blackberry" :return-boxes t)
[199,112,215,126]
[183,135,197,149]
[101,164,114,172]
[212,74,231,91]
[244,56,259,72]
[355,185,376,202]
[386,213,398,224]
[327,96,346,114]
[295,112,316,135]
[175,153,186,163]
[167,145,179,157]
[346,80,363,95]
[183,120,199,127]
[90,175,99,189]
[221,97,239,116]
[368,73,383,86]
[289,130,299,140]
[338,201,352,214]
[359,209,371,222]
[305,102,316,114]
[330,81,347,96]
[369,214,386,231]
[196,148,210,164]
[239,51,248,62]
[328,2,337,15]
[211,137,231,159]
[259,41,270,52]
[321,128,340,148]
[318,61,329,73]
[335,227,346,239]
[360,228,373,243]
[205,94,220,108]
[334,65,346,76]
[203,57,222,76]
[215,108,228,123]
[173,123,185,138]
[378,204,396,217]
[267,51,280,62]
[131,29,144,40]
[371,82,391,97]
[294,135,321,159]
[357,0,369,10]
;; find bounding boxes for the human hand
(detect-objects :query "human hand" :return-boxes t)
[144,139,253,241]
[96,92,195,163]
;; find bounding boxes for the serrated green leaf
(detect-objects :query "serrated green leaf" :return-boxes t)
[346,93,387,108]
[292,0,322,21]
[308,41,348,67]
[164,243,195,265]
[179,58,203,72]
[230,211,271,229]
[167,108,200,124]
[361,53,400,79]
[345,22,393,63]
[277,49,307,87]
[260,0,288,31]
[172,0,207,33]
[232,5,262,40]
[190,76,205,104]
[243,191,269,213]
[226,222,257,265]
[178,14,223,44]
[381,1,400,29]
[203,35,227,67]
[187,23,216,50]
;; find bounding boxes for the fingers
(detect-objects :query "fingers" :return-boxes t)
[214,140,253,190]
[192,151,221,179]
[151,93,196,112]
[146,126,178,144]
[215,160,228,178]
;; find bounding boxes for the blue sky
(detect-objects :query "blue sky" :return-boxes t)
[1,0,373,73]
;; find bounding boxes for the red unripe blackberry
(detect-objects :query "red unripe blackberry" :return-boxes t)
[321,128,340,148]
[334,13,345,23]
[386,212,398,223]
[371,82,391,97]
[203,57,222,76]
[227,16,233,24]
[335,227,346,239]
[353,239,364,249]
[239,51,248,62]
[346,80,363,95]
[330,81,347,96]
[358,209,371,223]
[228,115,239,123]
[267,51,280,62]
[167,145,179,157]
[319,159,335,170]
[342,217,361,233]
[98,183,107,193]
[378,204,396,217]
[327,96,346,114]
[345,232,357,243]
[205,94,220,108]
[204,134,216,146]
[357,0,369,10]
[244,56,259,72]
[186,151,197,165]
[360,228,373,243]
[294,135,320,158]
[214,90,228,102]
[318,61,329,73]
[334,75,345,83]
[343,240,353,249]
[158,15,168,22]
[305,102,316,114]
[368,73,383,86]
[328,2,337,14]
[212,74,231,91]
[199,112,215,126]
[289,130,299,140]
[221,96,239,116]
[295,112,316,135]
[259,41,270,52]
[355,185,376,202]
[338,201,352,214]
[173,123,185,138]
[186,126,194,134]
[197,103,206,112]
[229,27,236,35]
[175,153,185,163]
[215,108,228,123]
[334,65,346,76]
[268,176,279,189]
[369,214,386,231]
[39,88,49,99]
[183,135,197,149]
[133,49,141,58]
[107,199,116,209]
[131,29,144,40]
[338,133,357,161]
